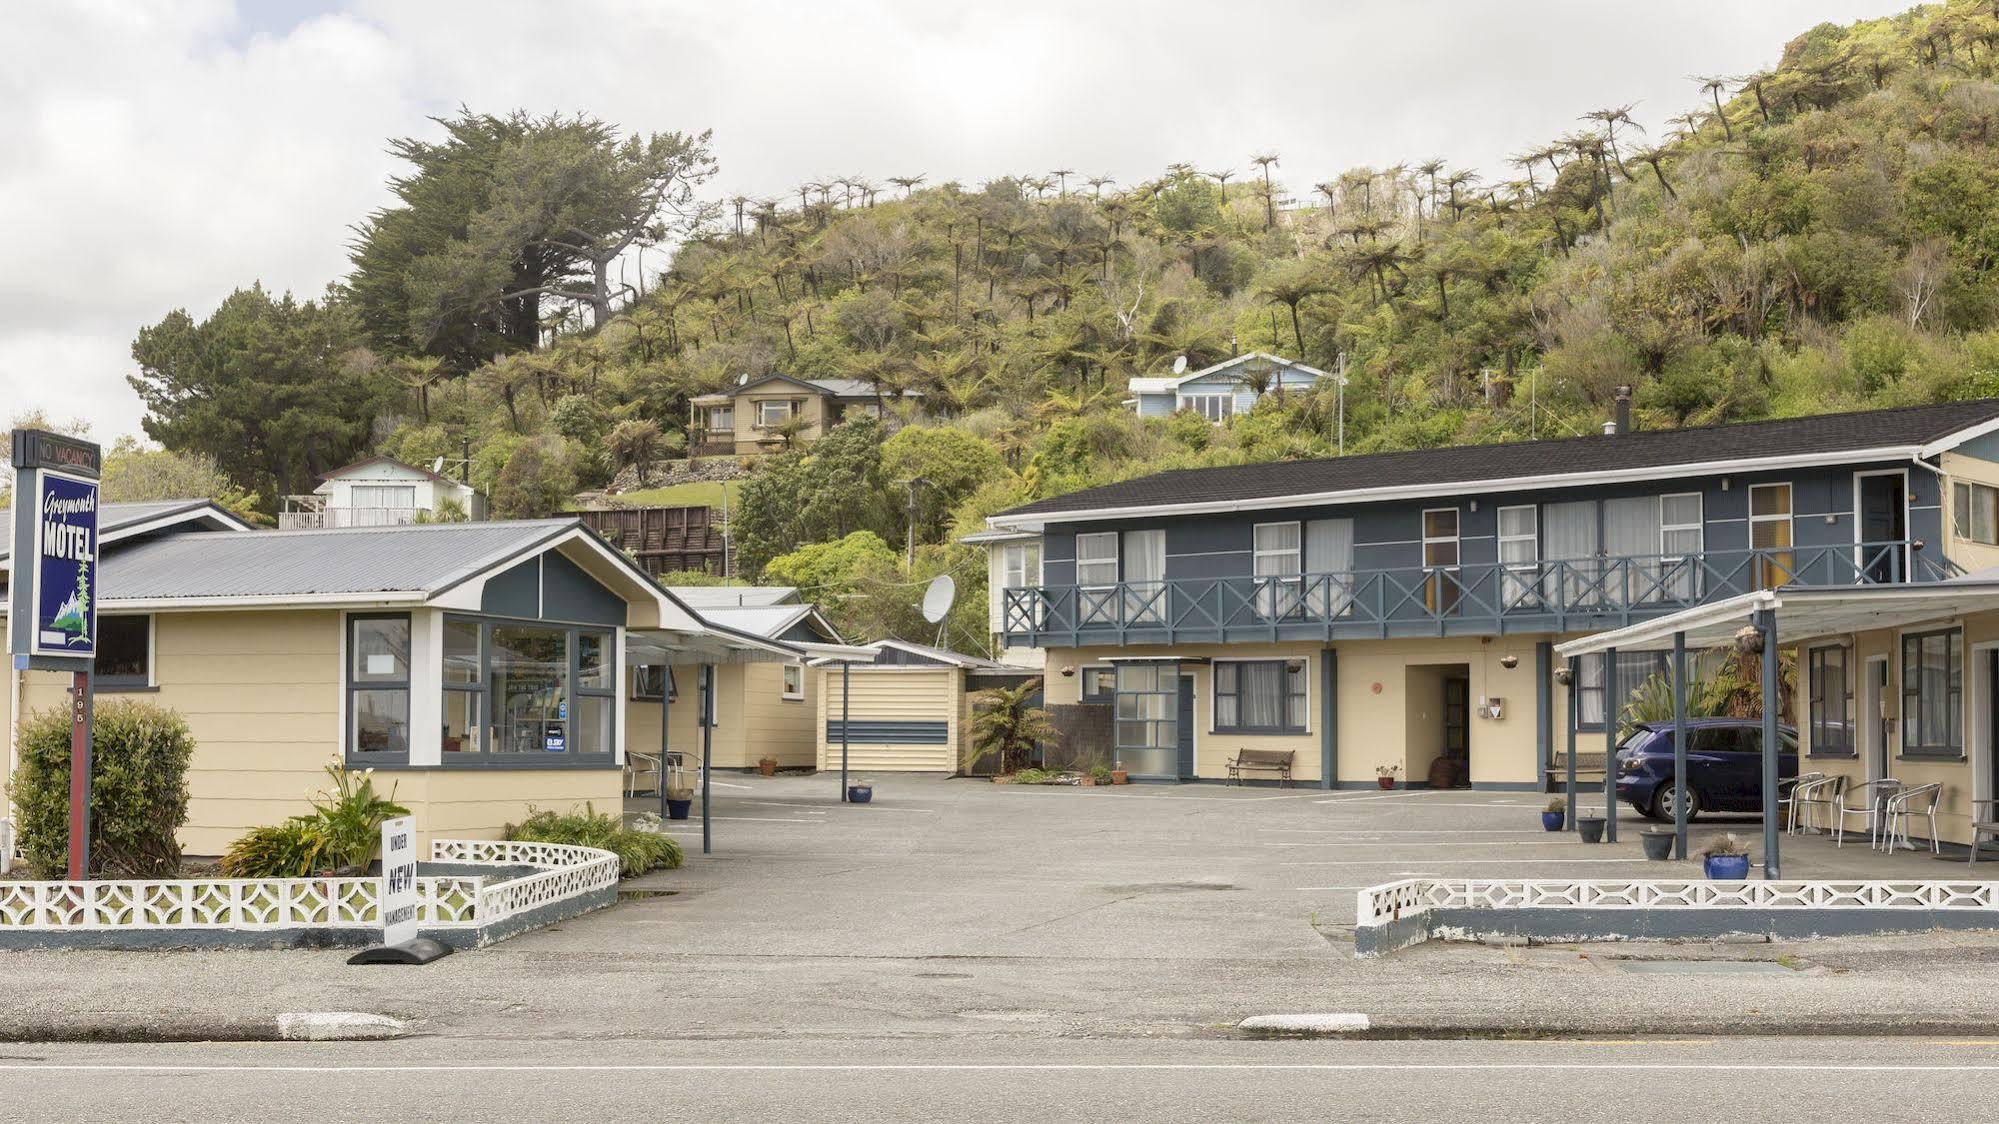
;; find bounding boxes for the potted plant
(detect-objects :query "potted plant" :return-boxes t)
[1375,764,1401,791]
[1701,832,1752,879]
[664,785,694,821]
[1576,808,1606,844]
[1090,765,1113,787]
[1109,768,1128,785]
[847,782,874,805]
[1640,829,1675,861]
[757,755,777,777]
[1541,797,1566,832]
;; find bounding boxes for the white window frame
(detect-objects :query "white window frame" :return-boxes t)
[1252,521,1303,620]
[1658,491,1704,600]
[1496,504,1538,607]
[756,399,795,428]
[1179,393,1235,423]
[1075,532,1120,588]
[782,662,805,701]
[1075,532,1120,625]
[1001,541,1042,589]
[707,405,735,431]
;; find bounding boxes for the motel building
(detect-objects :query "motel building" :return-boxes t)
[1,503,866,855]
[968,398,1999,805]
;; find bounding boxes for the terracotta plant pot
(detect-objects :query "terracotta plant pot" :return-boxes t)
[757,757,777,777]
[1110,770,1129,785]
[1377,775,1396,790]
[1078,776,1096,787]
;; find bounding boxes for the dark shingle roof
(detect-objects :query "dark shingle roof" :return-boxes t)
[998,400,1999,520]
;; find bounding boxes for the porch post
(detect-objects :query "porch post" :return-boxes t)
[1759,608,1781,879]
[1320,647,1338,790]
[701,663,715,855]
[658,661,671,820]
[1603,646,1618,843]
[1565,656,1579,831]
[1535,641,1552,794]
[841,661,852,802]
[1672,631,1689,860]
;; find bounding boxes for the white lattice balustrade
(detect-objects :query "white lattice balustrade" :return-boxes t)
[1357,878,1999,927]
[0,839,616,935]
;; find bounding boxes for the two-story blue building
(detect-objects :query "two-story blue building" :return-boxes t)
[970,399,1999,790]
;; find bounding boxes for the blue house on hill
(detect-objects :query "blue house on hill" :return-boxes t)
[1126,352,1331,422]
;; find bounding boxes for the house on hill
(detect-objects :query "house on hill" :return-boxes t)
[687,374,918,457]
[280,455,487,529]
[1126,352,1331,422]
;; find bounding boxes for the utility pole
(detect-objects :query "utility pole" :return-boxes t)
[1336,351,1349,456]
[901,476,928,568]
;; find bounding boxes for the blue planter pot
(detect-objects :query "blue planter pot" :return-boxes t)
[1704,854,1750,880]
[847,784,873,804]
[665,798,691,821]
[1541,811,1565,832]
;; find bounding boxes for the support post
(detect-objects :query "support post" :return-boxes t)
[657,662,671,820]
[67,670,93,881]
[1320,647,1338,790]
[1603,647,1618,844]
[1535,642,1552,794]
[1759,609,1781,879]
[1565,656,1579,831]
[840,662,851,802]
[700,663,714,856]
[1672,631,1689,860]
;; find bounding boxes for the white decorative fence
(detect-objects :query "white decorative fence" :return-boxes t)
[0,839,618,944]
[1356,878,1999,956]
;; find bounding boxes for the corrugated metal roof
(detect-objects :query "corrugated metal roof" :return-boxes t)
[99,519,576,601]
[668,585,800,607]
[695,604,811,639]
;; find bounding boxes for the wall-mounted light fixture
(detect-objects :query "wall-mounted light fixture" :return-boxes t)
[1060,666,1076,678]
[1499,654,1519,670]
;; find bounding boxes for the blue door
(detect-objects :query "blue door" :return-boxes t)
[1177,675,1196,779]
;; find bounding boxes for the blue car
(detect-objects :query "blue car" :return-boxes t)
[1615,717,1799,822]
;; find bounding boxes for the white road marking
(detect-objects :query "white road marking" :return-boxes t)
[5,1062,1999,1074]
[1263,841,1605,848]
[748,801,936,813]
[1281,858,1661,866]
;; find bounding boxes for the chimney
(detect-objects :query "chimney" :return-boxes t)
[1613,385,1632,436]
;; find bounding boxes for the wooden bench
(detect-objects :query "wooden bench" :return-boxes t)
[1227,749,1294,786]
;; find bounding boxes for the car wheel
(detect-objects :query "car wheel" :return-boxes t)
[1650,783,1699,824]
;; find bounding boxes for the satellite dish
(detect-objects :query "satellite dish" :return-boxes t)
[1172,355,1189,374]
[431,456,446,474]
[920,575,957,624]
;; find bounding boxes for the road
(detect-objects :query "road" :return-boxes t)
[4,1036,1997,1121]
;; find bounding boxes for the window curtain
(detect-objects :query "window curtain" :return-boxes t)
[1123,529,1166,623]
[1254,522,1303,619]
[1497,506,1538,606]
[1306,517,1355,617]
[1603,496,1660,605]
[1075,532,1119,624]
[1238,661,1286,729]
[1659,493,1703,600]
[1544,500,1597,606]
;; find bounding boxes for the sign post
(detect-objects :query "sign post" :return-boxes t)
[8,429,101,881]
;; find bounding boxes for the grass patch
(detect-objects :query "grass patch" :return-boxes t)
[600,480,742,510]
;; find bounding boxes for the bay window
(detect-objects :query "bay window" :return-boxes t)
[419,615,621,765]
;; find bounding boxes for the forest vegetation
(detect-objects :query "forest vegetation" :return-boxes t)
[52,0,1999,650]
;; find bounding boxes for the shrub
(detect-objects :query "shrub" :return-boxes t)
[12,699,195,878]
[505,804,684,877]
[218,760,410,878]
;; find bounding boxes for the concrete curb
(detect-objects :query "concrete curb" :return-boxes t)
[1239,1013,1371,1036]
[276,1012,412,1041]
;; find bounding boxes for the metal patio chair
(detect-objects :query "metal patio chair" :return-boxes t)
[1832,778,1902,848]
[1785,773,1839,835]
[1878,782,1944,854]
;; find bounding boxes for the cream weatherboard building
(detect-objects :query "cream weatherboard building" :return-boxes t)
[971,399,1999,792]
[811,639,1032,774]
[2,504,826,854]
[686,373,915,457]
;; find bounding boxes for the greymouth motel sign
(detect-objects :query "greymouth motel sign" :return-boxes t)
[8,428,102,879]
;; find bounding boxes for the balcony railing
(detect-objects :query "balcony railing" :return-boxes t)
[278,506,420,530]
[1000,541,1953,645]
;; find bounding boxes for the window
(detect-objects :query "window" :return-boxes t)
[1902,629,1963,758]
[1954,481,1999,545]
[757,399,795,428]
[1422,508,1461,614]
[1603,496,1658,605]
[1497,505,1539,607]
[96,615,152,691]
[1001,541,1042,589]
[350,485,418,527]
[1075,531,1121,625]
[1122,529,1166,623]
[1180,394,1235,422]
[1253,521,1303,620]
[348,614,411,760]
[442,616,481,754]
[706,405,735,432]
[782,662,805,700]
[1749,483,1794,588]
[431,618,621,762]
[1576,650,1670,730]
[1808,646,1853,756]
[1305,518,1355,618]
[575,630,616,756]
[1214,659,1307,733]
[1659,493,1704,600]
[632,665,678,702]
[1080,665,1116,703]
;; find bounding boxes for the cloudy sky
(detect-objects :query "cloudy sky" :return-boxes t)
[4,0,1906,442]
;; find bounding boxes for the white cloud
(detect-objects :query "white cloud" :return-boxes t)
[2,0,1904,442]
